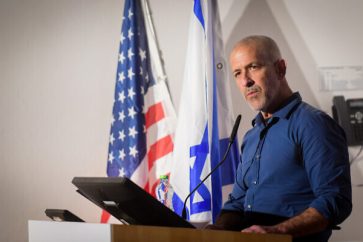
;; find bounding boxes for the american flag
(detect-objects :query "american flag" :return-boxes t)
[103,0,176,222]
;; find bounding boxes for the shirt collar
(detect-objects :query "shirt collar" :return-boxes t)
[252,92,302,127]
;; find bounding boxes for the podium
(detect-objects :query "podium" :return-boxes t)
[28,220,291,242]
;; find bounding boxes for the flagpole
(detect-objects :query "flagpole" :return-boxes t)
[141,0,167,82]
[141,0,176,114]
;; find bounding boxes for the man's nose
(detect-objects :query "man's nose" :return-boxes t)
[238,73,254,87]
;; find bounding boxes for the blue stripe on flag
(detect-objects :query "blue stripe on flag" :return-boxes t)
[193,0,205,29]
[210,44,222,222]
[172,191,187,219]
[189,125,211,215]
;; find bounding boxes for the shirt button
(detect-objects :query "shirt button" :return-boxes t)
[252,181,257,185]
[247,204,251,209]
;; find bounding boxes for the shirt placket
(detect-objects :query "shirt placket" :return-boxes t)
[244,123,270,211]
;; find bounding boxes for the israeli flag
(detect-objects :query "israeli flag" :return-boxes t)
[170,0,239,223]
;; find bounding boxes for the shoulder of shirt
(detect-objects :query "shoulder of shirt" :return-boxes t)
[291,101,341,130]
[294,101,329,120]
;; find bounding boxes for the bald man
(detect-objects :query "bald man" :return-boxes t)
[208,36,352,242]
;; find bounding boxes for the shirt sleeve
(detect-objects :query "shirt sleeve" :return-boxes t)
[300,112,352,225]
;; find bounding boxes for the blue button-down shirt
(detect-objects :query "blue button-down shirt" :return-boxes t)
[223,93,352,225]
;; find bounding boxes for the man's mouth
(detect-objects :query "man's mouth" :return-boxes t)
[246,90,258,97]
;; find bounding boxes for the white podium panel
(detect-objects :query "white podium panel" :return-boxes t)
[28,220,111,242]
[29,220,291,242]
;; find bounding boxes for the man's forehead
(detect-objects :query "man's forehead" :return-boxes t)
[231,44,262,61]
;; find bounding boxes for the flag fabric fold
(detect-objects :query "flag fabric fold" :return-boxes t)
[104,0,176,222]
[170,0,240,223]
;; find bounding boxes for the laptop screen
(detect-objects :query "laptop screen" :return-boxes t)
[72,177,195,228]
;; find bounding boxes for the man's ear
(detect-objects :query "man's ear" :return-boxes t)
[276,59,286,78]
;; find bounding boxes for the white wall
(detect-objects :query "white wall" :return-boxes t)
[0,0,362,241]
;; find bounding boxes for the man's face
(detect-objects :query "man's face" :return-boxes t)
[230,44,281,113]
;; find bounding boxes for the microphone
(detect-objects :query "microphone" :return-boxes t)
[181,114,242,220]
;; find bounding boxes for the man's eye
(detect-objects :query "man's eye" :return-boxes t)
[249,64,260,70]
[234,71,240,78]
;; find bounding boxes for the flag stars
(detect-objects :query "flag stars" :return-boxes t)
[128,106,137,119]
[139,48,146,61]
[118,111,126,122]
[118,51,125,64]
[118,149,126,160]
[128,28,134,40]
[108,151,114,164]
[128,87,136,99]
[139,66,143,76]
[111,114,115,125]
[120,33,126,44]
[109,133,115,145]
[119,167,126,177]
[118,71,126,83]
[129,126,138,138]
[129,145,138,158]
[128,9,133,20]
[118,91,126,103]
[128,67,135,80]
[127,48,134,61]
[118,130,126,141]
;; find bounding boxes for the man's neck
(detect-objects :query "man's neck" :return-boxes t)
[261,88,293,119]
[261,111,272,119]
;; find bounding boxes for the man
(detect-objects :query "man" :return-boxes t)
[208,36,352,242]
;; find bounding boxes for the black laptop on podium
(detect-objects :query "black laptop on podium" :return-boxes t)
[72,177,195,228]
